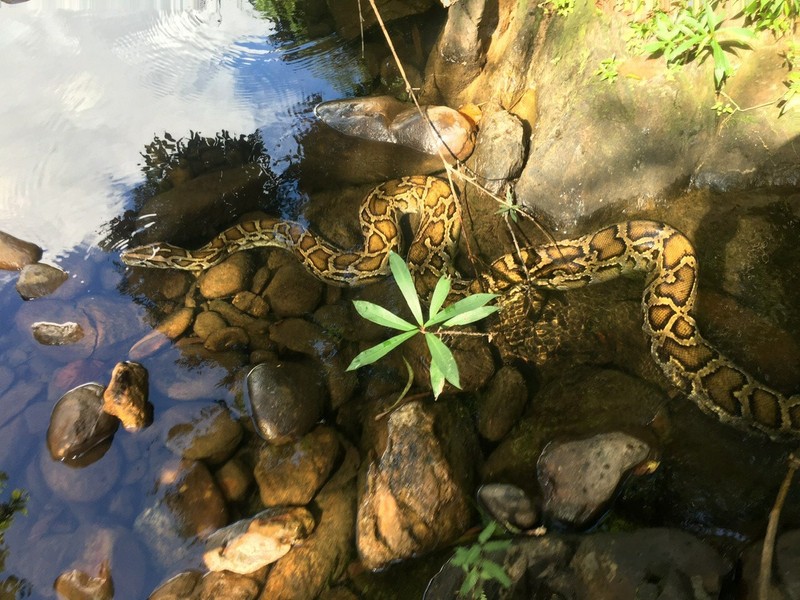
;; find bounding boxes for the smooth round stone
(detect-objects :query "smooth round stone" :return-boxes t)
[40,441,121,502]
[262,263,323,318]
[194,310,228,341]
[47,383,120,461]
[214,457,253,503]
[16,262,68,299]
[0,230,42,270]
[165,404,243,463]
[478,483,538,530]
[198,252,254,300]
[204,326,249,352]
[31,321,85,346]
[232,291,269,318]
[246,361,325,444]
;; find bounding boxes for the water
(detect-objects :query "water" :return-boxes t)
[0,1,379,596]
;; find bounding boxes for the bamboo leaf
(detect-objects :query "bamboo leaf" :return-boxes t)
[429,357,445,399]
[352,300,417,331]
[428,275,451,322]
[389,252,424,326]
[346,329,417,370]
[478,521,497,544]
[426,333,460,389]
[426,293,498,327]
[443,305,500,327]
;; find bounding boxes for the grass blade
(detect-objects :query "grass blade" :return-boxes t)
[428,275,451,323]
[346,329,417,370]
[426,333,460,389]
[352,300,417,331]
[442,305,499,327]
[389,252,424,326]
[426,293,498,327]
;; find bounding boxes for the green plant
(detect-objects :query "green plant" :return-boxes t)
[779,70,800,114]
[539,0,575,16]
[742,0,800,33]
[595,54,620,82]
[346,252,498,398]
[495,187,524,223]
[451,521,513,599]
[642,3,756,89]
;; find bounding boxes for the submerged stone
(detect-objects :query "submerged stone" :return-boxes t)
[47,383,120,462]
[16,263,69,299]
[53,560,114,600]
[31,321,84,346]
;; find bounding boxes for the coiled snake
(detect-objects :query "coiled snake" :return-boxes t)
[121,175,800,439]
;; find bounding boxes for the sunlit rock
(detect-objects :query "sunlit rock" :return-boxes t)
[102,361,152,431]
[165,404,243,464]
[0,230,42,270]
[203,507,316,574]
[54,559,114,600]
[16,263,68,299]
[31,321,84,346]
[315,96,476,162]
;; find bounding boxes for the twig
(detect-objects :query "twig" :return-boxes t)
[758,451,800,600]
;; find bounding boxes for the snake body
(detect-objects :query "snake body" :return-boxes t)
[121,176,800,439]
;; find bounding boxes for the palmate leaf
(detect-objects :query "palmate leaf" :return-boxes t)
[426,333,460,390]
[389,252,424,326]
[426,293,498,327]
[352,300,416,332]
[346,329,417,371]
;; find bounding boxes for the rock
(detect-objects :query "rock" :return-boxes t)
[357,401,474,569]
[315,96,476,162]
[207,300,270,334]
[102,361,152,431]
[148,570,203,600]
[260,445,359,599]
[570,529,731,599]
[47,383,120,461]
[477,365,528,441]
[196,570,261,600]
[326,0,433,38]
[40,442,121,502]
[263,262,323,317]
[193,310,228,340]
[16,262,69,299]
[405,332,495,394]
[538,432,652,528]
[54,560,114,600]
[246,361,325,443]
[129,307,195,359]
[253,425,341,507]
[231,290,269,318]
[31,321,85,346]
[0,230,42,270]
[203,507,316,574]
[214,456,253,503]
[203,326,249,352]
[477,483,538,531]
[165,404,243,463]
[468,105,526,193]
[740,529,800,599]
[152,355,241,402]
[198,252,254,300]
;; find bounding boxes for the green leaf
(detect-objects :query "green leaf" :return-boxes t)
[429,356,446,399]
[483,539,513,552]
[346,329,417,370]
[426,293,498,327]
[478,521,497,544]
[428,275,451,322]
[460,569,480,597]
[481,561,512,587]
[452,547,470,567]
[352,300,416,331]
[443,305,499,327]
[426,333,460,389]
[389,252,424,326]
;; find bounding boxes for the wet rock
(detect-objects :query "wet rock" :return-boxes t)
[204,326,249,352]
[16,262,69,299]
[129,306,195,359]
[102,361,152,431]
[207,299,269,334]
[203,506,316,574]
[740,529,800,599]
[232,290,269,318]
[153,356,240,402]
[570,529,731,599]
[54,560,113,600]
[198,252,254,300]
[538,432,652,528]
[263,262,323,317]
[47,383,120,461]
[148,570,203,600]
[40,442,121,502]
[326,0,433,38]
[357,401,474,569]
[193,310,228,340]
[477,365,528,442]
[315,96,476,162]
[469,105,526,193]
[261,445,359,599]
[246,361,325,443]
[214,456,253,503]
[478,483,538,531]
[31,321,85,346]
[0,230,42,270]
[405,332,495,394]
[165,404,243,463]
[254,425,341,507]
[197,570,261,600]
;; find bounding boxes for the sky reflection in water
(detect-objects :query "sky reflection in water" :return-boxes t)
[0,0,366,256]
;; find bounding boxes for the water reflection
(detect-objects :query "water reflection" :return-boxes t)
[0,0,368,257]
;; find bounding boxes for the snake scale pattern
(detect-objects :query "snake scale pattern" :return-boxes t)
[121,175,800,439]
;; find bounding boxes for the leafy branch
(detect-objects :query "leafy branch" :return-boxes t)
[452,521,512,599]
[346,252,498,399]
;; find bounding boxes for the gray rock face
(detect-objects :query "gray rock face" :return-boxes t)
[0,230,42,270]
[469,105,526,193]
[16,263,68,299]
[203,507,316,574]
[357,401,473,570]
[537,432,652,527]
[47,382,120,461]
[246,360,325,444]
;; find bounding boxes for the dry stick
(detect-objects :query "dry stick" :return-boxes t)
[759,452,800,600]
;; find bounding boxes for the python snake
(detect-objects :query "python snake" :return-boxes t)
[121,175,800,439]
